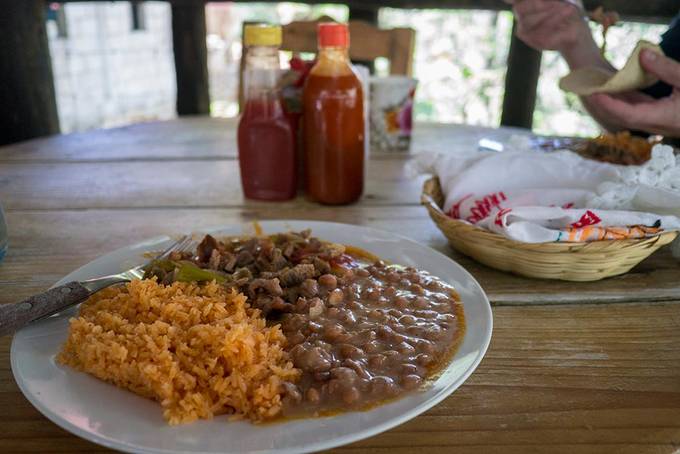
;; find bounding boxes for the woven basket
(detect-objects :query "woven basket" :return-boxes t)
[421,176,678,281]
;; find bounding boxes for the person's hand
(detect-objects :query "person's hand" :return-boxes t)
[512,0,590,53]
[511,0,612,71]
[586,50,680,137]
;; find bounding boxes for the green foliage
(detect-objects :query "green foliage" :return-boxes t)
[379,8,667,136]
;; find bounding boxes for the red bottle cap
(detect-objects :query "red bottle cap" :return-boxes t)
[317,22,349,48]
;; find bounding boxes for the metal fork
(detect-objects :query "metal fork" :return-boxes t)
[0,235,194,337]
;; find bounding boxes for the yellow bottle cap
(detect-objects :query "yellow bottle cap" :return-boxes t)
[244,24,282,47]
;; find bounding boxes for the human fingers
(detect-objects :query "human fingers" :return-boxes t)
[516,9,553,32]
[517,2,579,33]
[586,94,636,130]
[589,92,680,136]
[514,0,560,19]
[615,90,656,104]
[640,49,680,89]
[516,7,578,49]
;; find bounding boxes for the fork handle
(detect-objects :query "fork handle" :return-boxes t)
[0,282,91,337]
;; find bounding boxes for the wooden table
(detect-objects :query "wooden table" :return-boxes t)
[1,117,679,453]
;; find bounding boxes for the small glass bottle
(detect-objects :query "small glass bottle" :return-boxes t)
[303,23,365,205]
[238,24,296,201]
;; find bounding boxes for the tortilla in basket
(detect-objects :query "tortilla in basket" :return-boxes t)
[559,40,663,96]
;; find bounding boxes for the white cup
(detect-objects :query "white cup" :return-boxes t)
[369,76,417,152]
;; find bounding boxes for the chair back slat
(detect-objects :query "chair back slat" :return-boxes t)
[238,18,415,110]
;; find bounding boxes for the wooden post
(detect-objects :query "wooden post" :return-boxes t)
[171,2,210,115]
[500,19,542,130]
[0,0,59,145]
[349,5,380,73]
[349,4,380,24]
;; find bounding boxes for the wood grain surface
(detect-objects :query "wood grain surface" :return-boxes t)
[2,302,679,453]
[1,117,679,453]
[2,208,679,306]
[0,117,524,162]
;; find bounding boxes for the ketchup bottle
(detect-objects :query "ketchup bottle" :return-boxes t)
[303,23,365,205]
[238,24,296,201]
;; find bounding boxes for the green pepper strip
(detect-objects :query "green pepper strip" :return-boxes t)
[174,261,229,283]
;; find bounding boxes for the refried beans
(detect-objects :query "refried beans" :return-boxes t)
[146,229,465,417]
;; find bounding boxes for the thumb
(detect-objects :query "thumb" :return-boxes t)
[640,49,680,88]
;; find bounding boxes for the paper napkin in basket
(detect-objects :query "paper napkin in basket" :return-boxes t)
[412,141,680,245]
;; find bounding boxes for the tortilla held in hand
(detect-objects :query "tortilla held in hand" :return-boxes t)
[559,40,663,96]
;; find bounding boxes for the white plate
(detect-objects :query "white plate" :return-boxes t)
[11,221,492,454]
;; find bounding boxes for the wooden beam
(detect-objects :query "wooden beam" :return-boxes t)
[171,2,210,115]
[191,0,678,22]
[53,1,679,21]
[349,4,379,23]
[0,0,59,145]
[500,19,542,130]
[579,0,678,22]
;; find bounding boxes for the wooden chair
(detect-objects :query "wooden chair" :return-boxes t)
[238,18,416,109]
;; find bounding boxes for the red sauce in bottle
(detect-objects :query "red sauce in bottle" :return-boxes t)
[237,24,296,201]
[303,23,364,205]
[238,97,296,200]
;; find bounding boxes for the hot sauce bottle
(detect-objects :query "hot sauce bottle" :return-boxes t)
[238,24,296,201]
[303,23,365,205]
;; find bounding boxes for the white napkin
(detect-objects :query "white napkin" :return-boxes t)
[413,141,680,243]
